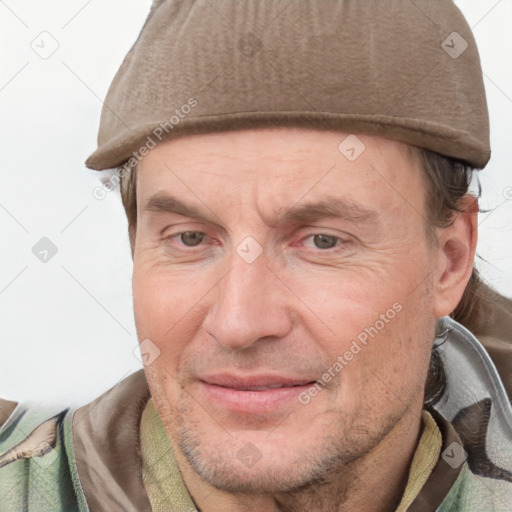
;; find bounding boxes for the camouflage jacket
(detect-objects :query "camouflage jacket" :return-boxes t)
[0,316,511,511]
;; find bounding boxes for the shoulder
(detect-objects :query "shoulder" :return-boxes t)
[72,369,153,511]
[466,279,512,402]
[0,370,151,511]
[433,316,512,511]
[0,400,79,511]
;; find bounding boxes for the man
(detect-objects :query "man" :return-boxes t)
[1,1,511,511]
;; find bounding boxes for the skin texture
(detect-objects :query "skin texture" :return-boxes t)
[132,127,478,512]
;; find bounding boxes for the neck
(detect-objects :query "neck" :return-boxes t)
[173,403,424,512]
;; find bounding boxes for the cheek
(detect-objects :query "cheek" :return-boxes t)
[143,362,185,423]
[132,264,207,358]
[279,262,405,349]
[300,258,433,396]
[356,285,434,403]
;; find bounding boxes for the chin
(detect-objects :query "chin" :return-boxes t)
[149,366,416,497]
[177,431,337,494]
[170,403,369,495]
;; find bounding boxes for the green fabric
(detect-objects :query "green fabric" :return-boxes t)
[2,326,511,512]
[0,404,86,512]
[395,410,442,511]
[437,463,511,512]
[0,397,509,512]
[140,398,197,512]
[61,407,89,512]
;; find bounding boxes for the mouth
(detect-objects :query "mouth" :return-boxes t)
[198,375,317,414]
[230,383,310,391]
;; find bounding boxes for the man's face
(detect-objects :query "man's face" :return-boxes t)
[132,127,438,492]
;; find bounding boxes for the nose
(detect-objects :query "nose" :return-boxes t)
[202,248,293,351]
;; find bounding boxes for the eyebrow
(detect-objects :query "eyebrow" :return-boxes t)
[276,198,378,226]
[143,192,214,223]
[142,192,378,227]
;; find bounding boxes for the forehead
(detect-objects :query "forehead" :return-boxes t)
[136,127,426,221]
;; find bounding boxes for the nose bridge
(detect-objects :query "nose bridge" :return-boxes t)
[203,247,291,350]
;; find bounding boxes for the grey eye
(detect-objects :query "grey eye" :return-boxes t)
[180,231,205,246]
[313,234,338,249]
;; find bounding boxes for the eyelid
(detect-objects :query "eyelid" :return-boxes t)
[160,220,209,236]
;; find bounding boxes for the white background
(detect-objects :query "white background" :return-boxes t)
[0,0,511,406]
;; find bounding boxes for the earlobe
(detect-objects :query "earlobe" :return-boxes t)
[433,195,479,318]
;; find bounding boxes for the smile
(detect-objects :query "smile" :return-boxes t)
[199,375,317,414]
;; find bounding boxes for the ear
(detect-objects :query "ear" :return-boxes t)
[433,195,479,318]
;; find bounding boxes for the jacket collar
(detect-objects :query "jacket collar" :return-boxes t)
[72,370,152,512]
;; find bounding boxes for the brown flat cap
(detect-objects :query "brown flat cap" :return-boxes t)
[85,0,490,171]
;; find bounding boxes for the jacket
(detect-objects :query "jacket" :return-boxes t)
[1,315,511,511]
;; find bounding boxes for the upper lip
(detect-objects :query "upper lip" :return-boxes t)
[201,374,316,390]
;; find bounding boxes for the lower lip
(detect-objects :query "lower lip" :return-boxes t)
[200,382,314,414]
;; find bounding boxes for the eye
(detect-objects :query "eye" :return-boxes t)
[302,233,349,250]
[303,234,341,249]
[178,231,205,247]
[314,234,338,249]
